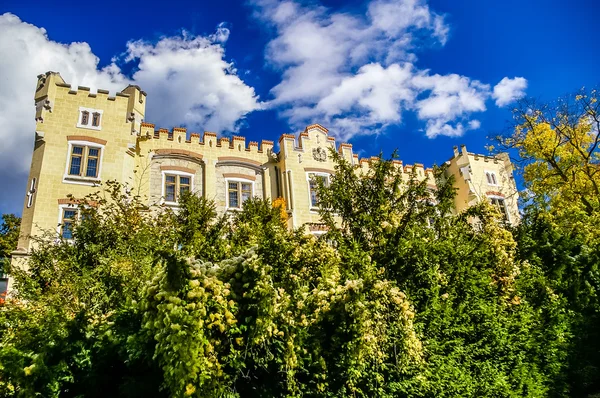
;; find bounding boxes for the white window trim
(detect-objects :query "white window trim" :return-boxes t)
[161,170,195,206]
[306,172,330,212]
[57,204,79,240]
[77,106,104,130]
[225,177,254,211]
[62,140,105,186]
[488,194,510,223]
[485,170,499,186]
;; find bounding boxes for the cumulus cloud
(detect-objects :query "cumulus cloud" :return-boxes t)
[412,73,489,138]
[0,12,259,213]
[492,77,528,107]
[124,29,261,132]
[253,0,521,140]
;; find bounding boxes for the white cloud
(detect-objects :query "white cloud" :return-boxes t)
[124,33,261,132]
[412,73,489,137]
[252,0,496,140]
[492,77,528,107]
[0,12,259,213]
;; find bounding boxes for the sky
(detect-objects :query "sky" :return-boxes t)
[0,0,597,215]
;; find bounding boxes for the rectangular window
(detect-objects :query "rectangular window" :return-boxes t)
[308,173,329,208]
[61,208,77,239]
[179,176,190,197]
[164,174,192,203]
[227,181,252,209]
[86,148,99,177]
[68,145,101,179]
[490,197,509,221]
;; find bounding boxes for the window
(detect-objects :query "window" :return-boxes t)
[307,173,329,208]
[227,180,252,209]
[485,171,498,185]
[68,145,101,178]
[163,173,192,204]
[91,112,100,127]
[489,197,509,222]
[77,107,103,130]
[60,208,77,239]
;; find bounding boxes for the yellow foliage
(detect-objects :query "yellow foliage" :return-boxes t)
[272,197,288,224]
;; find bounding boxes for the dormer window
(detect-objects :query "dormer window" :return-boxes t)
[77,107,103,130]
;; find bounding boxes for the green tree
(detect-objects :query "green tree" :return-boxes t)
[0,151,573,397]
[0,183,171,397]
[316,151,567,397]
[0,214,20,274]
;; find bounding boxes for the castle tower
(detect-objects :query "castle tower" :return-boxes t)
[13,72,146,256]
[445,144,519,224]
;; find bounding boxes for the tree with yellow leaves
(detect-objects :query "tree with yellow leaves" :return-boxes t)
[502,88,600,397]
[499,88,600,235]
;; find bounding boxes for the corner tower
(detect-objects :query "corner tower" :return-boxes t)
[14,72,146,255]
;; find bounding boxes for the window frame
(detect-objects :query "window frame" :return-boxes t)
[161,170,194,205]
[225,177,254,210]
[63,140,105,185]
[488,195,510,223]
[306,172,330,211]
[57,204,79,240]
[76,106,103,130]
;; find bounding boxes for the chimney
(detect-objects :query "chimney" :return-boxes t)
[453,146,459,157]
[460,144,468,156]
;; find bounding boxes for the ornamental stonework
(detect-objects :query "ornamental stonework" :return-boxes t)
[312,147,327,162]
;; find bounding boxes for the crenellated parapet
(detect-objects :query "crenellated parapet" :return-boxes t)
[137,123,274,155]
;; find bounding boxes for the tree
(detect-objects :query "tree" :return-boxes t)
[499,88,600,397]
[316,151,567,396]
[0,153,571,397]
[0,183,171,397]
[0,214,20,273]
[0,214,20,305]
[497,88,600,237]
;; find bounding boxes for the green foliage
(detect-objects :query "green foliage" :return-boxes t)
[498,88,600,397]
[0,214,20,275]
[0,143,588,397]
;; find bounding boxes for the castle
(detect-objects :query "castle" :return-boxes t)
[5,72,519,292]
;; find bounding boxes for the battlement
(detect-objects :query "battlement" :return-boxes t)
[450,144,508,165]
[138,123,274,154]
[54,80,132,102]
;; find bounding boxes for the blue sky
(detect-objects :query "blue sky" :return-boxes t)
[0,0,597,215]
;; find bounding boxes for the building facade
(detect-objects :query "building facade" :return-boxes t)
[9,72,520,273]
